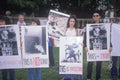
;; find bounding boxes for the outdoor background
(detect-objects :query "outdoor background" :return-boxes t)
[0,47,119,80]
[0,0,120,80]
[1,0,120,18]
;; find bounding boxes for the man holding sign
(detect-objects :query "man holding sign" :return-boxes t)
[84,11,112,80]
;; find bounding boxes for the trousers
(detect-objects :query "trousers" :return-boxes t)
[28,68,41,80]
[111,56,120,77]
[2,69,15,80]
[87,61,102,80]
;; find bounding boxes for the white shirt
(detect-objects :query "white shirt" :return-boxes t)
[17,21,26,26]
[65,28,76,36]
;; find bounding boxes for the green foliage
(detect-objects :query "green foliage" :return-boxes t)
[7,0,47,11]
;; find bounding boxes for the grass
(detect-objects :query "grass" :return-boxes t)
[0,47,120,80]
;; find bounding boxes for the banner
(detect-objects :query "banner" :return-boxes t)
[111,23,120,56]
[47,10,70,47]
[21,26,49,68]
[86,23,111,61]
[59,37,83,75]
[0,25,22,69]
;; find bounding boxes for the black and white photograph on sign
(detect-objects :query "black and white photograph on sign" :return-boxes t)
[21,26,49,68]
[23,26,46,55]
[89,25,107,50]
[62,43,81,63]
[0,25,22,69]
[47,10,70,46]
[60,37,83,63]
[0,26,18,56]
[59,37,83,74]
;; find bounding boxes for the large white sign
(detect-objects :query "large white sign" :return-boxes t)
[86,23,111,61]
[0,25,22,69]
[111,23,120,56]
[21,26,49,68]
[59,37,83,75]
[47,10,70,47]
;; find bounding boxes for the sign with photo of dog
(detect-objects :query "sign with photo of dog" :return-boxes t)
[21,26,49,68]
[86,23,111,61]
[59,37,83,74]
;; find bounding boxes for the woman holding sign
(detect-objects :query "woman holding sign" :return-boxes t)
[61,15,82,80]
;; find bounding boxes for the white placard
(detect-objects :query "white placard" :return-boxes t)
[21,26,49,68]
[111,23,120,56]
[0,25,22,69]
[59,37,83,74]
[86,23,111,61]
[47,10,70,47]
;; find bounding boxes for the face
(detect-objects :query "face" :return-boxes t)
[18,16,24,23]
[69,18,75,28]
[0,20,6,25]
[31,21,37,26]
[117,16,120,22]
[92,13,101,23]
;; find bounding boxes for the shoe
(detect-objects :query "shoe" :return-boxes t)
[112,76,117,80]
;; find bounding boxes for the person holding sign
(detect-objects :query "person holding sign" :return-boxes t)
[84,11,112,80]
[111,12,120,80]
[0,15,15,80]
[61,15,82,80]
[17,14,26,26]
[28,19,41,80]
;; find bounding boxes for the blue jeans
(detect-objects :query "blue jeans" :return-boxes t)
[49,46,55,67]
[111,56,120,77]
[28,68,41,80]
[2,69,15,80]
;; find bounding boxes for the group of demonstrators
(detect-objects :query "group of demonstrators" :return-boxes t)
[0,15,45,80]
[0,10,120,80]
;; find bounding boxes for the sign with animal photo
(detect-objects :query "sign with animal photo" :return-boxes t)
[47,10,70,47]
[21,26,49,68]
[59,37,83,74]
[86,23,111,61]
[0,25,22,69]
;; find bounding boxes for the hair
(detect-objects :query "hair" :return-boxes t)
[116,10,120,17]
[0,15,11,24]
[66,15,77,28]
[18,14,25,18]
[92,10,101,16]
[31,19,40,25]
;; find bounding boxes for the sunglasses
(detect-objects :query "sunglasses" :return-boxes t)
[93,15,99,17]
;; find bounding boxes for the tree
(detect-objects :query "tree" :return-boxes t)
[0,0,119,17]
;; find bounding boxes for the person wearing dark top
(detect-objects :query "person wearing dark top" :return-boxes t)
[84,11,112,80]
[0,15,15,80]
